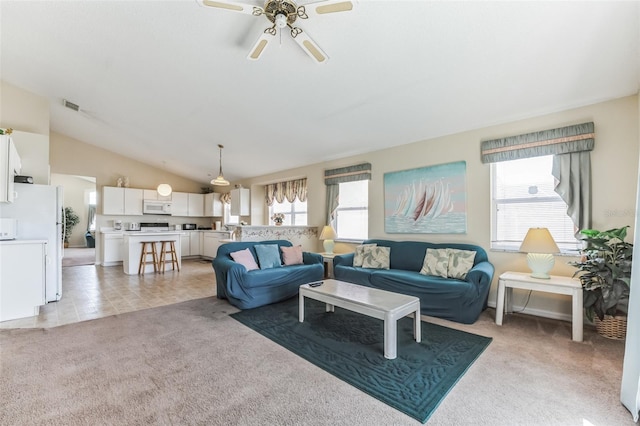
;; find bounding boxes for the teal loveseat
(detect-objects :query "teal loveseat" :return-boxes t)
[213,240,324,309]
[333,239,494,324]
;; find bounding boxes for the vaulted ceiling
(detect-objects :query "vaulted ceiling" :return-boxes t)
[1,1,638,184]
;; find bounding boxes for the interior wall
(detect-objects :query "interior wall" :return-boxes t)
[239,95,639,320]
[0,80,49,135]
[51,174,95,247]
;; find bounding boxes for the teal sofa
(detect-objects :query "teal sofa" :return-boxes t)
[333,239,494,324]
[213,240,324,309]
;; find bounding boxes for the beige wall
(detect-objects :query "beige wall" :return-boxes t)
[239,95,639,320]
[0,81,49,135]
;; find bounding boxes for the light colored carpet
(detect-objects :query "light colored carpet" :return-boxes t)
[62,247,95,267]
[0,297,634,425]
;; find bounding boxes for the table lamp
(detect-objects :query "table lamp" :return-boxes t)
[519,227,560,279]
[319,225,337,254]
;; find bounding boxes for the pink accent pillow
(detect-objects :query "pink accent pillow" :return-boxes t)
[230,248,259,271]
[281,245,303,266]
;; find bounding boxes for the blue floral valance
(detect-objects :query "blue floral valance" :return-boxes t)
[480,122,594,163]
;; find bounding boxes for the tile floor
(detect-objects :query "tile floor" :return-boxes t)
[0,258,217,329]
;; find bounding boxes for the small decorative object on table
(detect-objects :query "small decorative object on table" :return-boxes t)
[271,213,284,226]
[570,226,633,339]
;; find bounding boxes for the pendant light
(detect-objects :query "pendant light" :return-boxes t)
[157,161,172,196]
[211,144,230,186]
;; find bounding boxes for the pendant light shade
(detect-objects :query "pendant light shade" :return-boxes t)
[211,144,230,186]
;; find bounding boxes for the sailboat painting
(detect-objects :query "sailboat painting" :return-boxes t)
[384,161,467,234]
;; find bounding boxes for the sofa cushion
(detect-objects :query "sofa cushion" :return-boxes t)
[230,248,259,271]
[362,246,391,269]
[353,243,377,267]
[255,244,282,269]
[420,248,449,277]
[281,245,303,266]
[447,249,477,279]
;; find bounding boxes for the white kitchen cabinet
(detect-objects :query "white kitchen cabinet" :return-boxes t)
[204,192,223,217]
[103,187,143,215]
[0,135,21,203]
[0,240,46,321]
[171,192,189,217]
[190,231,202,256]
[102,233,124,265]
[143,189,172,201]
[230,188,250,216]
[202,231,230,258]
[188,193,204,217]
[180,233,191,257]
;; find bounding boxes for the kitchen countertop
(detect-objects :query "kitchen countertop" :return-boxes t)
[0,239,48,245]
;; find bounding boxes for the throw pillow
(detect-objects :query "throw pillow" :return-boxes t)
[419,248,449,278]
[361,246,391,269]
[254,244,282,269]
[229,248,259,271]
[281,245,303,266]
[447,249,477,279]
[353,243,377,267]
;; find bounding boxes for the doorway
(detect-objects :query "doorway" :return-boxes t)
[50,174,96,266]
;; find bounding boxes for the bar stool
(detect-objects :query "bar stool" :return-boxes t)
[138,241,158,274]
[158,240,180,273]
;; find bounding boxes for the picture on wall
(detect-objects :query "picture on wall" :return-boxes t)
[384,161,467,234]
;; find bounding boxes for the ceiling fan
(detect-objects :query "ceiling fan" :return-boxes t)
[198,0,355,63]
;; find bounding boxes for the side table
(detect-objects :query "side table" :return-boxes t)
[495,271,583,342]
[319,252,336,278]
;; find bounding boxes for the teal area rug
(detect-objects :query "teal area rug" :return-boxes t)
[231,297,492,423]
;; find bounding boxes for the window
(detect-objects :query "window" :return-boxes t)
[334,180,368,240]
[491,155,579,253]
[269,198,307,226]
[224,203,239,225]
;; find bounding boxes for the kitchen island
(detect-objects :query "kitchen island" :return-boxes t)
[122,232,183,275]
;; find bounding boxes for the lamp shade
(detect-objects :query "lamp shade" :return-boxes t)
[157,183,172,197]
[319,226,337,240]
[519,228,560,253]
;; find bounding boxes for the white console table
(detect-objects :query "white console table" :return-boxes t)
[495,271,583,342]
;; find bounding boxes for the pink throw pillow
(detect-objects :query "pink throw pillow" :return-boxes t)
[281,245,303,266]
[230,248,259,271]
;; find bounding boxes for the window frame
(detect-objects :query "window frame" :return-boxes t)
[268,198,308,226]
[334,180,368,242]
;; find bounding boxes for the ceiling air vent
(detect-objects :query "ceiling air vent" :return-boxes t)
[63,99,80,112]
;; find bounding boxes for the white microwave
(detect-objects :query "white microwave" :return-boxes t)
[143,200,172,215]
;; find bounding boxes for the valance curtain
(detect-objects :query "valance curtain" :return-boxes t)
[264,178,308,206]
[219,192,231,204]
[324,163,371,225]
[480,122,594,233]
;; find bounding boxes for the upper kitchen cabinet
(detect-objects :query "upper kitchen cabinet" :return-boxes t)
[102,187,143,215]
[230,188,250,216]
[188,193,205,217]
[143,189,172,201]
[204,192,223,217]
[0,135,21,203]
[171,192,189,216]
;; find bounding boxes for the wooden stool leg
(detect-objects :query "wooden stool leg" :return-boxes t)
[171,241,180,272]
[159,241,167,274]
[151,242,158,273]
[138,242,147,275]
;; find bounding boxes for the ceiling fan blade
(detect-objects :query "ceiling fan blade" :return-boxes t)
[291,28,328,63]
[247,30,275,60]
[198,0,261,15]
[302,0,355,18]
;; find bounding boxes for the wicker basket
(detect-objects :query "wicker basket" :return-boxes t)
[594,315,627,340]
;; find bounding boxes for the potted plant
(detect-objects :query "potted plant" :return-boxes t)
[570,226,633,339]
[63,207,80,248]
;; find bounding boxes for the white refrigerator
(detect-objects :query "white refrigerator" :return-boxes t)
[0,183,64,302]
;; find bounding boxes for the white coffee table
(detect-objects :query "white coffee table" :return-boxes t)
[299,279,421,359]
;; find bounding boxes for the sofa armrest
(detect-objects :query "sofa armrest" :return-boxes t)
[466,261,494,288]
[333,253,354,268]
[303,252,323,265]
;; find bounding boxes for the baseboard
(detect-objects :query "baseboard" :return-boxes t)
[487,300,573,322]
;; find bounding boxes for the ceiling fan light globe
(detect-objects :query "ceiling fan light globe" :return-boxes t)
[275,13,287,28]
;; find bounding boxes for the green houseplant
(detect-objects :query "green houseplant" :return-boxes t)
[570,226,633,338]
[63,207,80,247]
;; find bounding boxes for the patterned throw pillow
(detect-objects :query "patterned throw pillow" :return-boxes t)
[447,249,477,279]
[353,243,377,267]
[281,245,303,266]
[230,248,259,271]
[419,248,449,278]
[361,246,391,269]
[254,244,283,270]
